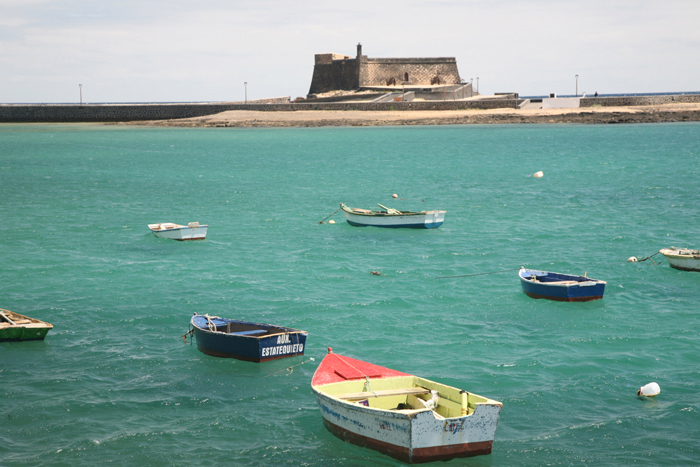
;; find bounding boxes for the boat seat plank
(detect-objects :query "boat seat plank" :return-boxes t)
[229,329,267,336]
[543,281,579,285]
[337,387,431,401]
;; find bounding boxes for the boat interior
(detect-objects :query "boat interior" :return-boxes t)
[149,223,182,231]
[0,309,48,328]
[317,375,495,419]
[197,316,292,338]
[349,208,410,216]
[343,203,415,216]
[214,321,276,336]
[524,271,591,284]
[664,247,700,256]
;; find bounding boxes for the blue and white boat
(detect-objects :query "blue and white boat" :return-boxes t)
[518,267,606,302]
[340,203,445,229]
[188,313,308,362]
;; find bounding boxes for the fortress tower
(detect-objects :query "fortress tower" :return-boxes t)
[307,43,462,97]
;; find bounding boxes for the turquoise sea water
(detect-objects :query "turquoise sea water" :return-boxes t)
[1,122,699,466]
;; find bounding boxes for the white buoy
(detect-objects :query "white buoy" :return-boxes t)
[392,193,398,198]
[328,219,335,224]
[533,171,544,178]
[627,256,638,262]
[637,382,660,397]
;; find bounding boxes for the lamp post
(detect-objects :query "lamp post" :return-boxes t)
[575,74,579,97]
[470,78,473,97]
[244,82,247,104]
[79,84,82,105]
[476,77,479,94]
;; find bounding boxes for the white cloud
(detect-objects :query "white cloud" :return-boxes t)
[1,0,699,102]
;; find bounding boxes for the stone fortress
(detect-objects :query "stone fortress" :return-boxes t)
[3,41,700,123]
[307,44,465,98]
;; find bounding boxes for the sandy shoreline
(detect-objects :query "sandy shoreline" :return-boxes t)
[130,102,700,128]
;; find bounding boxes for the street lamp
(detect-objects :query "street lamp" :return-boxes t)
[244,82,247,104]
[476,77,479,94]
[79,84,82,105]
[575,74,579,97]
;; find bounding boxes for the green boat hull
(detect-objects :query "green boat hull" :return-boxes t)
[0,326,52,342]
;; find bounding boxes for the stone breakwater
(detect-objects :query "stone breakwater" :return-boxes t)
[2,95,700,125]
[580,94,700,107]
[0,100,523,123]
[0,97,292,123]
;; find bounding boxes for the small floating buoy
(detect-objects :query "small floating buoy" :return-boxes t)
[328,219,335,224]
[371,271,381,276]
[533,171,544,178]
[627,256,638,262]
[637,382,660,397]
[392,194,398,198]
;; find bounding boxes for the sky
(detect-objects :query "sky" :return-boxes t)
[1,0,699,103]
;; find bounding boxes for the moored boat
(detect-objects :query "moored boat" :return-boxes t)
[0,308,53,342]
[340,203,445,229]
[188,313,307,362]
[659,247,700,272]
[311,349,502,463]
[519,267,606,302]
[148,222,208,240]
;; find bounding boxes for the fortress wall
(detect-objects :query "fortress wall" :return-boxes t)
[0,100,523,123]
[361,58,461,86]
[0,104,239,123]
[308,59,360,95]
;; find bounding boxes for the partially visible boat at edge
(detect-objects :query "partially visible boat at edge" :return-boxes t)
[311,348,502,464]
[0,308,53,342]
[659,247,700,271]
[340,203,445,229]
[189,313,307,362]
[148,222,208,240]
[519,267,607,302]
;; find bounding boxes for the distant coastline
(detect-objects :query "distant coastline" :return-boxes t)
[133,102,700,128]
[2,94,700,126]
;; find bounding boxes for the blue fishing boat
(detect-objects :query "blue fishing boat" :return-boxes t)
[188,313,308,362]
[519,267,606,302]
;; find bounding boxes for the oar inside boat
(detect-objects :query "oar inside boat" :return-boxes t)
[0,310,17,325]
[377,203,401,214]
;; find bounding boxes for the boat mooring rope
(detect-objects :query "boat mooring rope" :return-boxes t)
[181,327,194,343]
[318,208,341,224]
[265,357,315,377]
[436,267,523,279]
[629,251,661,265]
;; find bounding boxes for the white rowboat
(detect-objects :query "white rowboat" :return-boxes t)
[148,222,208,241]
[340,203,445,229]
[659,247,700,271]
[311,349,502,463]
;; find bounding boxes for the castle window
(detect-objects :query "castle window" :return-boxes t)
[404,72,409,82]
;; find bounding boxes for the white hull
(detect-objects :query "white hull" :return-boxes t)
[659,248,700,271]
[148,223,208,241]
[313,388,500,462]
[341,205,445,229]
